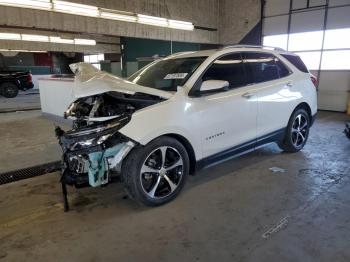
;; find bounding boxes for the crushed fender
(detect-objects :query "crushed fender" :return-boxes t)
[87,142,134,187]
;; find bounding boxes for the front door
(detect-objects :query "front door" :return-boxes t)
[191,53,258,159]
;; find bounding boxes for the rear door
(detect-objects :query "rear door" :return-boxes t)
[242,52,296,140]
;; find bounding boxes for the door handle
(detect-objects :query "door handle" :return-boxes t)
[242,92,254,99]
[286,81,293,87]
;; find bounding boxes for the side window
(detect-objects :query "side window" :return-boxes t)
[202,53,246,89]
[243,52,281,84]
[281,54,309,73]
[275,57,291,78]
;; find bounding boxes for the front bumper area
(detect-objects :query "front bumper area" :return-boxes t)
[56,120,136,188]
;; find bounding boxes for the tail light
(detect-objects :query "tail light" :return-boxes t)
[310,74,317,87]
[27,73,33,83]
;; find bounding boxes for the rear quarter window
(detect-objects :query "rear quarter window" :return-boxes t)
[281,54,309,73]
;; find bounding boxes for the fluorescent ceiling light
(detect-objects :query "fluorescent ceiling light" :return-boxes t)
[53,0,99,17]
[74,38,96,45]
[0,33,21,40]
[0,48,27,52]
[168,19,194,31]
[50,36,74,44]
[22,34,49,42]
[0,32,96,46]
[0,0,51,10]
[100,11,137,22]
[0,49,46,52]
[0,0,194,31]
[137,14,168,27]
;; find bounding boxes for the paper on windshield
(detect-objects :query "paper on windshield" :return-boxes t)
[164,73,188,80]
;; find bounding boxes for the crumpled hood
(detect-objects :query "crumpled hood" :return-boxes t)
[69,62,173,99]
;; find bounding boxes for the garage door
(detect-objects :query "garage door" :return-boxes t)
[262,0,350,112]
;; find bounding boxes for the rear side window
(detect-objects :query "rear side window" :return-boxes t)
[202,53,246,89]
[281,54,309,73]
[275,57,291,78]
[243,52,281,84]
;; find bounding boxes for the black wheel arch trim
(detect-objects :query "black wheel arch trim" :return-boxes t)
[154,133,197,174]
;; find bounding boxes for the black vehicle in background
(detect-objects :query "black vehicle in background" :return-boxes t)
[0,69,34,98]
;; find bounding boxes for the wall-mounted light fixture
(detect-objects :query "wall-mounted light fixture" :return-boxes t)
[0,32,96,45]
[53,0,99,17]
[0,0,194,31]
[0,33,21,40]
[0,0,52,10]
[22,34,50,42]
[0,48,47,53]
[50,36,74,44]
[100,10,137,23]
[137,14,168,27]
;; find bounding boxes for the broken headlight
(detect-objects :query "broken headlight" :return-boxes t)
[70,133,113,150]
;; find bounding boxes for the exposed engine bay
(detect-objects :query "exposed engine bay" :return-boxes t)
[56,91,164,190]
[64,91,163,129]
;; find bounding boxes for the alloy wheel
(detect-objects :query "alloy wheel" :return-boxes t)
[140,146,184,199]
[291,114,308,147]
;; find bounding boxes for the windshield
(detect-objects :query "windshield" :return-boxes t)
[128,57,207,91]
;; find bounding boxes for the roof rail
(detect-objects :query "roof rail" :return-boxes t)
[221,44,286,52]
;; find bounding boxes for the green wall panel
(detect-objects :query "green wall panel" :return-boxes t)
[120,37,218,77]
[121,37,201,62]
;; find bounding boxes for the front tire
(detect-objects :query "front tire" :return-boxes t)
[1,82,19,98]
[278,108,310,152]
[122,136,189,206]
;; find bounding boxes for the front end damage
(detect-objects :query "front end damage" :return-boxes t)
[55,118,136,189]
[55,63,169,211]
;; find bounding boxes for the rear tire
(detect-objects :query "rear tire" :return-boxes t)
[122,136,189,206]
[1,82,19,98]
[278,108,310,152]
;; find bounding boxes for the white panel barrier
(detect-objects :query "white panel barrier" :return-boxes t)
[39,78,75,117]
[32,75,53,90]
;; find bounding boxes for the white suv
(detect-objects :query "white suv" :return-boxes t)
[56,45,317,207]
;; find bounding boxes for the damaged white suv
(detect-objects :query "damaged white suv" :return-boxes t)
[56,45,317,207]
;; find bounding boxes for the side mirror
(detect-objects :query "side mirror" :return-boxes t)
[199,80,229,94]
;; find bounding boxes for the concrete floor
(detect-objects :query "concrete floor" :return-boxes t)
[0,90,40,113]
[0,111,349,262]
[0,110,68,172]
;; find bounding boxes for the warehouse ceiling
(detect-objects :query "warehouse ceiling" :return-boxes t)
[0,0,261,45]
[0,27,120,54]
